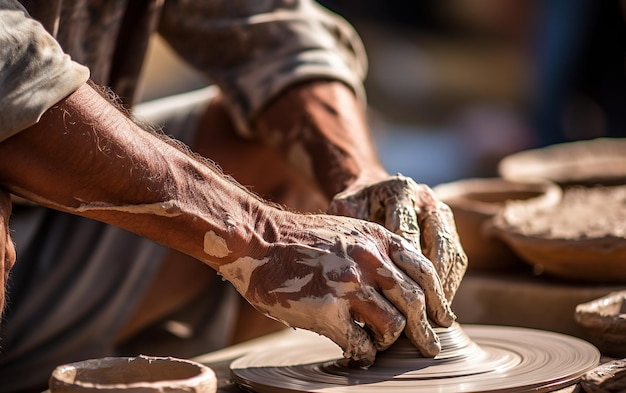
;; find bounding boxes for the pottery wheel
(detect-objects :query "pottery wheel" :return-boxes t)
[230,324,599,393]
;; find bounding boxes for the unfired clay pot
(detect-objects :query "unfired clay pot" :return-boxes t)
[49,355,217,393]
[492,185,626,282]
[433,177,561,271]
[575,291,626,358]
[494,139,626,282]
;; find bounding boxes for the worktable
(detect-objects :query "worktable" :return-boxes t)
[193,328,308,393]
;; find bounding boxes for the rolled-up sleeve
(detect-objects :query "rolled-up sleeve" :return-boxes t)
[0,0,89,142]
[158,0,367,137]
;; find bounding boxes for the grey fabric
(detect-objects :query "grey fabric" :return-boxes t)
[0,0,89,141]
[1,209,165,391]
[1,0,365,142]
[158,0,368,137]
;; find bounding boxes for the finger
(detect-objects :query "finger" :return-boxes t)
[325,312,379,367]
[379,275,441,356]
[256,295,379,367]
[349,287,406,352]
[383,187,422,252]
[419,202,468,301]
[389,240,455,328]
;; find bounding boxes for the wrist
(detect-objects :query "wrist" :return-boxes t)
[255,80,387,200]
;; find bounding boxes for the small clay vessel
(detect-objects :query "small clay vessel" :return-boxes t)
[575,291,626,358]
[580,358,626,393]
[49,355,217,393]
[433,177,561,271]
[492,185,626,282]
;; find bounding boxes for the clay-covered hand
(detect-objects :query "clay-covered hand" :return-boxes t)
[217,211,456,366]
[328,174,467,301]
[0,188,16,312]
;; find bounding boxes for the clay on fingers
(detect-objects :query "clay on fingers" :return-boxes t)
[383,190,421,250]
[418,202,468,301]
[389,243,455,327]
[348,287,406,351]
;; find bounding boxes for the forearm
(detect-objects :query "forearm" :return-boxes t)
[255,80,388,199]
[0,83,275,269]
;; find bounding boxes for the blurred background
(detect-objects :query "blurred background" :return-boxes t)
[138,0,626,187]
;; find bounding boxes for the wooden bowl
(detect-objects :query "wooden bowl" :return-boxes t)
[492,185,626,282]
[433,178,561,271]
[49,355,217,393]
[498,138,626,186]
[575,291,626,358]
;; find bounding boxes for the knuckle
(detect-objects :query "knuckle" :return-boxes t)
[418,257,437,274]
[403,288,426,314]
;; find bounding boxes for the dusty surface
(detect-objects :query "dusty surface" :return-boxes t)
[498,186,626,240]
[492,185,626,282]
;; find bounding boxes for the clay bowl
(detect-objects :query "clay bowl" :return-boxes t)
[491,185,626,283]
[575,291,626,358]
[433,178,561,271]
[49,355,217,393]
[498,138,626,186]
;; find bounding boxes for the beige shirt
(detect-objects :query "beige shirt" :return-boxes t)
[0,0,367,141]
[0,1,89,142]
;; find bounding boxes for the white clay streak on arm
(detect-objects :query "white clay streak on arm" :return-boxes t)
[7,190,241,259]
[74,200,184,216]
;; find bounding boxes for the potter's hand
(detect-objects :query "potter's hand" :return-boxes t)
[0,188,16,312]
[217,212,455,366]
[328,174,467,301]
